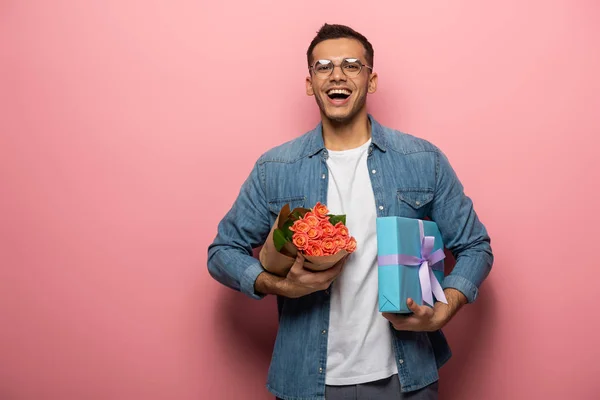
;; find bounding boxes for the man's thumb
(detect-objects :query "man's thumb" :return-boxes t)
[292,252,304,267]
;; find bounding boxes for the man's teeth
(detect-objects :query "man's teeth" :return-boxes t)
[327,89,351,95]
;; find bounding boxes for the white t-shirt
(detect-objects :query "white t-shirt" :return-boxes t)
[324,139,398,386]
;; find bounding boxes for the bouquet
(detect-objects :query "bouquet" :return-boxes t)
[258,202,356,277]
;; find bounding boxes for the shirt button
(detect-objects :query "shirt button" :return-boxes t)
[415,201,421,205]
[398,359,404,364]
[322,330,327,335]
[319,367,323,373]
[378,205,384,210]
[371,169,377,174]
[322,174,326,179]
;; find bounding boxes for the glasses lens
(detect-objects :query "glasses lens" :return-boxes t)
[342,59,362,77]
[314,60,333,76]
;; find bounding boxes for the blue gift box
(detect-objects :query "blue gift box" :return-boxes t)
[376,216,447,313]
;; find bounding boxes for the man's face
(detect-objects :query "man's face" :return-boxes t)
[306,38,377,124]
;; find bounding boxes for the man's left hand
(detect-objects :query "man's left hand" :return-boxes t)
[382,288,467,332]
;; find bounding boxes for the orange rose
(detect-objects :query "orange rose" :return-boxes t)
[292,232,309,250]
[333,235,346,250]
[345,236,357,253]
[307,226,323,240]
[304,212,320,228]
[335,222,349,237]
[313,202,329,219]
[290,220,310,234]
[321,238,337,254]
[305,241,324,256]
[320,220,336,237]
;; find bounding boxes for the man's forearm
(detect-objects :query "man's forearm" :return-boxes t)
[440,288,468,325]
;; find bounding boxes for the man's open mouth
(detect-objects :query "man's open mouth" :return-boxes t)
[327,88,352,100]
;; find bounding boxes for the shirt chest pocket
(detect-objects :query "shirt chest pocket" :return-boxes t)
[267,195,307,217]
[396,188,434,219]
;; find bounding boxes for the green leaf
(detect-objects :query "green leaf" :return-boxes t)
[289,210,304,221]
[273,228,290,252]
[328,214,346,226]
[281,219,295,241]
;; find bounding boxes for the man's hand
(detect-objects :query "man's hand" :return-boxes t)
[382,288,467,332]
[255,253,346,298]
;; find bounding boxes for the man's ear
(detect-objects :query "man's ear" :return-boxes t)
[306,76,314,96]
[368,72,378,94]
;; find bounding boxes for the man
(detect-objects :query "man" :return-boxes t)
[207,23,493,400]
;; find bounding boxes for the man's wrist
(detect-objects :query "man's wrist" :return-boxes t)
[445,287,468,313]
[254,271,284,296]
[434,288,468,329]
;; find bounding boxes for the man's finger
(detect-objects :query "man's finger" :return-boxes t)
[381,312,394,322]
[382,312,407,325]
[290,253,305,272]
[407,298,428,317]
[382,312,419,331]
[312,259,345,281]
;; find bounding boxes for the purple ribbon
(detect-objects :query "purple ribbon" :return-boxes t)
[378,220,448,306]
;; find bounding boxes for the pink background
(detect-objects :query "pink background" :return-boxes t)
[1,1,599,399]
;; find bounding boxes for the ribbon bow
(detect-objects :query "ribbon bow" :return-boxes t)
[378,220,448,306]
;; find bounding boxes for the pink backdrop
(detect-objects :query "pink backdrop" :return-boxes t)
[1,1,599,399]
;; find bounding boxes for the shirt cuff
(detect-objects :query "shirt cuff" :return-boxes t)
[442,274,479,304]
[241,260,267,300]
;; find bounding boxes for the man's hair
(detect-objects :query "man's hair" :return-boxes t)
[306,23,374,68]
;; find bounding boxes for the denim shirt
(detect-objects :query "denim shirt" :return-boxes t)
[207,115,493,400]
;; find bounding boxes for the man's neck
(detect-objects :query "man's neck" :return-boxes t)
[321,112,371,151]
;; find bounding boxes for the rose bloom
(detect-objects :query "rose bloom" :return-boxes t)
[321,238,337,254]
[335,222,349,237]
[313,202,329,219]
[305,241,324,256]
[320,220,336,237]
[290,220,310,234]
[333,235,346,250]
[292,232,309,250]
[307,226,323,240]
[345,236,357,253]
[303,212,320,228]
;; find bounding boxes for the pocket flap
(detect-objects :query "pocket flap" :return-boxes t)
[397,189,434,209]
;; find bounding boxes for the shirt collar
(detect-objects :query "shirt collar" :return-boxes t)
[306,114,388,157]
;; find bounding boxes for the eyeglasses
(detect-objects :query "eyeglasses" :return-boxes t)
[309,58,373,78]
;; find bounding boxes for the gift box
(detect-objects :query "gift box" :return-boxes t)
[376,216,448,313]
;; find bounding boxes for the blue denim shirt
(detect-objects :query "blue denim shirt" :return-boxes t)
[207,115,493,400]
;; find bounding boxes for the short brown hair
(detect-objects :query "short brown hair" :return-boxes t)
[306,23,374,68]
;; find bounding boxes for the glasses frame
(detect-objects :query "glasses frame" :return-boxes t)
[309,58,373,78]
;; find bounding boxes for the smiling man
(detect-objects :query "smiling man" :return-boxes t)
[207,23,493,400]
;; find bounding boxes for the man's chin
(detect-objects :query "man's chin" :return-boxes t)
[315,97,362,124]
[324,109,355,124]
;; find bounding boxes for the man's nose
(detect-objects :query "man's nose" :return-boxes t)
[329,65,347,82]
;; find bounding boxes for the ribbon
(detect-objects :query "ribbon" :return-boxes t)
[378,220,448,306]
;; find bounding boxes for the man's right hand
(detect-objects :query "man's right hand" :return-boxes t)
[254,253,347,298]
